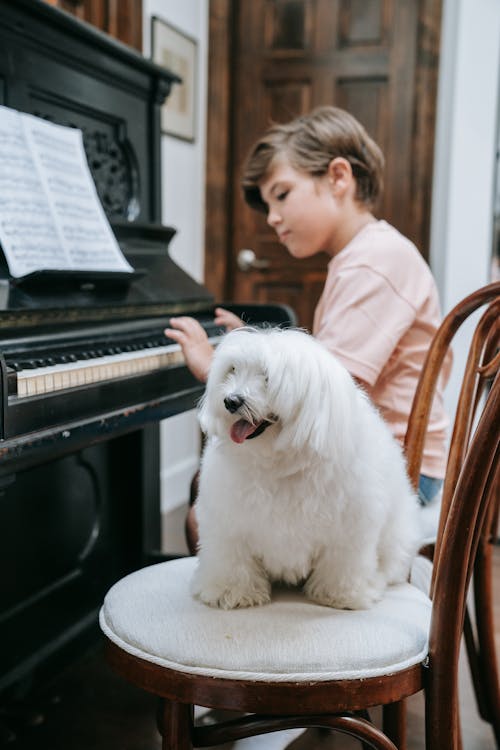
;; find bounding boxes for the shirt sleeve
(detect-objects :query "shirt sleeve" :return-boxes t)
[314,266,417,386]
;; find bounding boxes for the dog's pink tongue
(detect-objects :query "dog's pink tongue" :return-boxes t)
[230,419,260,444]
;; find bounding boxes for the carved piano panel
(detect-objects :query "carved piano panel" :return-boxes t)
[0,1,172,224]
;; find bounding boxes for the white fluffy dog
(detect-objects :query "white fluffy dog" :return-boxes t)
[191,328,421,611]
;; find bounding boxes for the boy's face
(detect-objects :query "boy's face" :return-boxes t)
[258,160,341,259]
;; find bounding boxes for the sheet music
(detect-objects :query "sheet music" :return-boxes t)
[0,105,133,278]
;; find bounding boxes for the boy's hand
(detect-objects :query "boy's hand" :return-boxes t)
[214,307,244,332]
[165,310,244,383]
[164,317,214,383]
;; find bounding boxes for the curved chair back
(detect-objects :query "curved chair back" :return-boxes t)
[404,282,500,568]
[405,282,499,490]
[404,281,500,746]
[427,369,499,743]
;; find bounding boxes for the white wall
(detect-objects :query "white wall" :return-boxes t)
[430,0,500,414]
[143,0,208,284]
[143,0,209,552]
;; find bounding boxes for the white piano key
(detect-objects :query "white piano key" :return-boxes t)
[44,373,55,392]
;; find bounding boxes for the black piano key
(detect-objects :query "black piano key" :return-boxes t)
[6,367,18,396]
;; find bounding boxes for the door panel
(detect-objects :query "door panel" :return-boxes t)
[41,0,143,50]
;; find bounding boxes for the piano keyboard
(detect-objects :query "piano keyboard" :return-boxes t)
[6,327,222,399]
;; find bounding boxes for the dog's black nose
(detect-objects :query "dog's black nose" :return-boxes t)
[224,394,244,413]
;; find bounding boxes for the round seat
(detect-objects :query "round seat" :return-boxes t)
[100,557,431,683]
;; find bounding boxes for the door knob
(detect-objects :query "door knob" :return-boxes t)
[237,248,271,272]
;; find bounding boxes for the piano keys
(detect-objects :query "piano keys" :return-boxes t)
[4,317,221,399]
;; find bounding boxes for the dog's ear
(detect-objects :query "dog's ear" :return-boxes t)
[269,333,358,463]
[197,355,222,436]
[198,373,229,437]
[197,336,234,436]
[197,390,213,435]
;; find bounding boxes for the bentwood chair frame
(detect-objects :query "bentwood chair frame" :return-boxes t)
[102,282,500,750]
[404,282,500,745]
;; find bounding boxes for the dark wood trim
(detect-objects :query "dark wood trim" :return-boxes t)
[105,638,424,714]
[204,0,235,302]
[410,0,443,259]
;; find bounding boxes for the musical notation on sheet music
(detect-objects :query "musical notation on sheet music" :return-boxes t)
[0,105,133,277]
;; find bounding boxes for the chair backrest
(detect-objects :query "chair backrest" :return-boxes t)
[431,369,499,637]
[404,282,500,566]
[402,282,499,743]
[405,282,500,494]
[426,368,499,741]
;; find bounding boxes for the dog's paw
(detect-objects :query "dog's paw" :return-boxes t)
[191,573,271,610]
[304,578,384,611]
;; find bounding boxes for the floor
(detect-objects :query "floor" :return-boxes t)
[2,548,498,750]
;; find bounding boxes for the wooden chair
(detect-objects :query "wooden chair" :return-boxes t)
[404,281,500,746]
[99,282,500,750]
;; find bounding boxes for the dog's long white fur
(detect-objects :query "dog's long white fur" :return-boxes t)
[191,328,421,610]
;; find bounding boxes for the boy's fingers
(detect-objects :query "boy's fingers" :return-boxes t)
[168,316,191,331]
[168,316,207,337]
[164,328,185,343]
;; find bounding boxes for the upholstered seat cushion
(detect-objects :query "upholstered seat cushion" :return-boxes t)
[100,557,431,682]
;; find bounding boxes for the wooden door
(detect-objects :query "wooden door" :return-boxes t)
[205,0,442,329]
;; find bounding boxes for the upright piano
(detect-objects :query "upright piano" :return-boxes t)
[0,0,294,697]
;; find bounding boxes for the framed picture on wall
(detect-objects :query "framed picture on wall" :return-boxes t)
[151,16,197,142]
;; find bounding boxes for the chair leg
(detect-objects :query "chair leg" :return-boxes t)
[472,537,500,744]
[382,701,406,749]
[463,606,488,717]
[425,681,460,750]
[157,699,193,750]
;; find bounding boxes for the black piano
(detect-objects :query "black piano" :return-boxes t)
[0,0,295,698]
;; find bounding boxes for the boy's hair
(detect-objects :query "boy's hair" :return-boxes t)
[242,106,384,212]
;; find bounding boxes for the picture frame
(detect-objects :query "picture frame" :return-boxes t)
[151,16,197,142]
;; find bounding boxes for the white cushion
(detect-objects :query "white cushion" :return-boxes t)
[100,557,431,682]
[410,555,433,597]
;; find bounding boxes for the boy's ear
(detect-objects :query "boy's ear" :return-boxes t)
[327,157,353,194]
